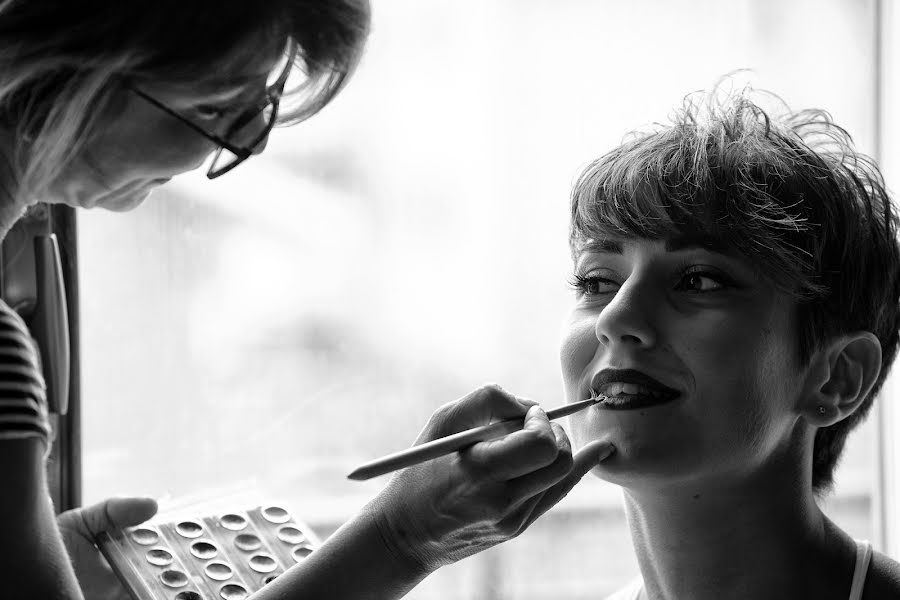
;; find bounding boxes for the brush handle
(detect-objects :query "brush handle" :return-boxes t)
[347,398,597,481]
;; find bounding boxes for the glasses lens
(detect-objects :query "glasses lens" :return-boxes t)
[207,102,277,178]
[208,147,242,178]
[232,102,276,147]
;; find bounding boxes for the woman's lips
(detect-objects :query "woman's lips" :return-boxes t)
[593,391,680,411]
[589,368,680,411]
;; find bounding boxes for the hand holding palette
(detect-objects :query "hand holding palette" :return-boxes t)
[97,496,319,600]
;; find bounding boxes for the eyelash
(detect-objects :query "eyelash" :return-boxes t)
[673,264,736,292]
[192,87,275,121]
[192,105,230,120]
[568,266,737,297]
[567,273,616,297]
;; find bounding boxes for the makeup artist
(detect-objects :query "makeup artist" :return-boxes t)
[0,1,614,598]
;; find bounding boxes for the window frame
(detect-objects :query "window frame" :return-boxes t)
[876,0,900,556]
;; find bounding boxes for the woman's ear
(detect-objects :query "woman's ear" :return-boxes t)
[800,332,882,427]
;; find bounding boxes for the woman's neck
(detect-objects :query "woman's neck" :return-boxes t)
[624,453,857,600]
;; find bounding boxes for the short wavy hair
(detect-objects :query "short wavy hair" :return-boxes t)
[570,85,900,494]
[0,0,370,202]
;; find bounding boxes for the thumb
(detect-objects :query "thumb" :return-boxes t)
[550,439,615,496]
[61,497,159,539]
[101,496,159,531]
[577,439,616,468]
[519,440,615,529]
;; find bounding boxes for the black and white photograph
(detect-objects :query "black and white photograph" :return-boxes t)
[2,1,900,598]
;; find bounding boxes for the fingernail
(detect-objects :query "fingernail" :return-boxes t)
[526,404,547,417]
[598,443,616,461]
[516,395,538,408]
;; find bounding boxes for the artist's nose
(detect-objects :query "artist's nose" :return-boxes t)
[249,129,270,156]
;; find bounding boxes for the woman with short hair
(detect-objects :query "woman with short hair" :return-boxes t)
[562,86,900,600]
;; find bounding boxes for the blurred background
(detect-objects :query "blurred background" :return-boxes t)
[79,1,895,598]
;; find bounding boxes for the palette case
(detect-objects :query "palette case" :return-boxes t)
[97,493,320,600]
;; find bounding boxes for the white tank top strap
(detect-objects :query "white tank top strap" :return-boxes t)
[603,577,643,600]
[848,539,872,600]
[606,541,871,600]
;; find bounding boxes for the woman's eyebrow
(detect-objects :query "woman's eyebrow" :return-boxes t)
[664,234,729,254]
[576,235,734,256]
[189,68,276,102]
[577,239,623,254]
[200,87,251,103]
[162,82,254,108]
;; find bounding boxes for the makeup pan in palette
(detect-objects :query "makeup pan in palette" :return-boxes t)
[98,501,319,600]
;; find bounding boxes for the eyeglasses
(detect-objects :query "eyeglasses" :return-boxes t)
[131,44,297,179]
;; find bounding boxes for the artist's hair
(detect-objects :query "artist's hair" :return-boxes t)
[0,0,370,202]
[570,84,900,494]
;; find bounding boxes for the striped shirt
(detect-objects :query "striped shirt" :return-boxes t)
[0,299,50,447]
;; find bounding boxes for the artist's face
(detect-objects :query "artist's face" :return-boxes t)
[43,56,281,211]
[560,235,808,490]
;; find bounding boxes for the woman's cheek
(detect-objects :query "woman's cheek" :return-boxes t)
[140,128,215,174]
[559,313,598,395]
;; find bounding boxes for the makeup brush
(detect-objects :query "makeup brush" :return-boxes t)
[347,396,600,481]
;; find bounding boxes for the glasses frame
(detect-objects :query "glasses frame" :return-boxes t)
[131,43,297,179]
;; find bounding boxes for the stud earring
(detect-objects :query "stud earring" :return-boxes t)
[818,406,826,416]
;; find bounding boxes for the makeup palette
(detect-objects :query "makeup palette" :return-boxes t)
[98,498,320,600]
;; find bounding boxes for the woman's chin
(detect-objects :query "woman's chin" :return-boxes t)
[51,177,172,212]
[582,434,700,486]
[90,178,172,211]
[94,188,154,212]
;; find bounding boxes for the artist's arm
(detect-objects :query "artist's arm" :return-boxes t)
[257,384,613,600]
[0,438,84,599]
[0,299,85,599]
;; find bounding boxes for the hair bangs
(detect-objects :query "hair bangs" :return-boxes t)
[125,1,369,125]
[570,92,832,300]
[283,0,369,124]
[571,145,684,248]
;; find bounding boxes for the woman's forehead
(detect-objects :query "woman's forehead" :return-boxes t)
[139,79,258,110]
[139,53,285,106]
[570,232,750,267]
[138,31,289,99]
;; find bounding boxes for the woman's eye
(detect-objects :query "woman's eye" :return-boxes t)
[676,270,728,292]
[569,274,617,297]
[192,105,227,120]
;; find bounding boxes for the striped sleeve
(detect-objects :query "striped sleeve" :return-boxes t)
[0,301,50,447]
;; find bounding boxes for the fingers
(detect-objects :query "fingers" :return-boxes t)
[498,421,574,495]
[511,439,616,531]
[546,439,615,502]
[462,407,565,481]
[417,383,536,442]
[62,497,158,539]
[374,383,615,568]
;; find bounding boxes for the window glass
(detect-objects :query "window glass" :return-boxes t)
[80,1,880,596]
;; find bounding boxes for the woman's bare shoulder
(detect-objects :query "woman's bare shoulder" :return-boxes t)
[863,550,900,600]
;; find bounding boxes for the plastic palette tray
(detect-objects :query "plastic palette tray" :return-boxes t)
[98,500,319,600]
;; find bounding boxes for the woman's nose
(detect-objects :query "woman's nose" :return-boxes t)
[250,131,270,156]
[593,280,657,349]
